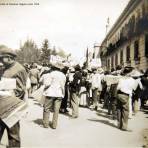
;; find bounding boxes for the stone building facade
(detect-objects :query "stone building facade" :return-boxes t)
[100,0,148,71]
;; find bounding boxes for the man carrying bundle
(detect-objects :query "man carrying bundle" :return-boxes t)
[0,47,27,147]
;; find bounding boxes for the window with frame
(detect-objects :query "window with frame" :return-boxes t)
[126,46,131,62]
[134,40,139,60]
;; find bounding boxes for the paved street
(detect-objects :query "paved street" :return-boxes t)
[20,100,148,148]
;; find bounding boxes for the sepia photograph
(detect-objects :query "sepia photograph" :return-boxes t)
[0,0,148,147]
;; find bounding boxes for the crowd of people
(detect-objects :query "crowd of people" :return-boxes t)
[25,57,148,131]
[0,47,148,147]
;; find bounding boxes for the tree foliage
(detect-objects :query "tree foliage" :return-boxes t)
[40,39,51,64]
[0,45,8,49]
[0,39,69,65]
[16,39,40,64]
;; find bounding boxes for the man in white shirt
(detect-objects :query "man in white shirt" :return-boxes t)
[116,66,136,131]
[40,64,66,129]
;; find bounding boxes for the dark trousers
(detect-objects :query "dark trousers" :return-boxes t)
[43,97,62,128]
[0,121,20,147]
[117,94,129,130]
[103,91,109,109]
[61,86,68,110]
[108,97,117,118]
[92,88,98,107]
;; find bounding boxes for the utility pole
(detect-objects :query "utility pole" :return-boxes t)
[106,17,110,35]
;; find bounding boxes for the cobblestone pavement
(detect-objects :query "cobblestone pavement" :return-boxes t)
[20,100,148,148]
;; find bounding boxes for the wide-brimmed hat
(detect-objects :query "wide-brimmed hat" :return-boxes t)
[0,47,17,58]
[127,69,144,77]
[121,66,134,75]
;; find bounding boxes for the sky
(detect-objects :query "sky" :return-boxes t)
[0,0,130,59]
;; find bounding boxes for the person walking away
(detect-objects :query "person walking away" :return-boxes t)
[79,69,89,107]
[127,69,143,118]
[69,65,82,118]
[29,63,40,95]
[90,68,102,110]
[108,67,122,119]
[40,64,66,129]
[132,80,143,114]
[116,66,137,131]
[60,66,69,113]
[108,76,118,119]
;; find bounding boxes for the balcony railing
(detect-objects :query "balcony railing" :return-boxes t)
[102,14,148,57]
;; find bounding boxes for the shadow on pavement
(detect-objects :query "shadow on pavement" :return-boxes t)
[141,106,148,119]
[97,109,108,114]
[34,102,43,107]
[143,110,148,114]
[87,118,117,129]
[32,100,43,107]
[33,119,43,126]
[96,112,111,119]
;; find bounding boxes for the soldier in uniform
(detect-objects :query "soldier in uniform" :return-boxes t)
[0,47,27,147]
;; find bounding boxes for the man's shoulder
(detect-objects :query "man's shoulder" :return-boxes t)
[3,62,26,78]
[13,62,26,73]
[6,62,25,73]
[52,71,66,78]
[14,62,25,69]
